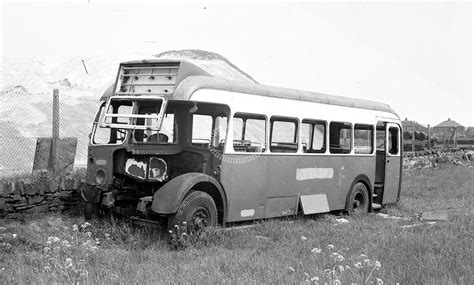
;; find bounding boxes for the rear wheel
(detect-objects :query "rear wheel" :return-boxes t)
[347,182,369,215]
[168,191,217,233]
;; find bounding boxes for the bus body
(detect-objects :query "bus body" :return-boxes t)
[82,59,402,229]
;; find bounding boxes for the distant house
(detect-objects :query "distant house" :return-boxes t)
[433,118,464,147]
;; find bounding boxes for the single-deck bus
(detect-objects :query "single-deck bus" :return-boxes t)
[81,59,402,231]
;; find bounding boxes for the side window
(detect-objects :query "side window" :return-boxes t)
[376,128,385,151]
[330,122,352,154]
[94,102,132,144]
[134,102,174,144]
[211,116,228,151]
[270,118,298,153]
[233,113,266,153]
[192,114,213,147]
[388,126,399,155]
[354,124,374,154]
[302,120,326,153]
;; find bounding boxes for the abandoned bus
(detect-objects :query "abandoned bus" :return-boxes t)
[82,59,402,230]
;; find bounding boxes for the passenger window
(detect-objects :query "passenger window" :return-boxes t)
[233,113,266,153]
[376,128,385,151]
[270,118,298,153]
[302,120,326,153]
[192,115,213,148]
[388,126,399,155]
[354,124,374,154]
[330,122,352,154]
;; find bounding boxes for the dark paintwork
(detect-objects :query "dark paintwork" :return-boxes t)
[150,172,227,216]
[220,154,375,222]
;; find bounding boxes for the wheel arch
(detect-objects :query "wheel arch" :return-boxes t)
[345,174,373,211]
[151,172,228,225]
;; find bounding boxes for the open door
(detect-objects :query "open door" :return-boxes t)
[382,123,401,204]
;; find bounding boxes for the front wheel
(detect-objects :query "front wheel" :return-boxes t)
[347,182,369,215]
[168,191,217,233]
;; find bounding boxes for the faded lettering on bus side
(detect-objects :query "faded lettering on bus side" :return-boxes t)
[296,167,334,180]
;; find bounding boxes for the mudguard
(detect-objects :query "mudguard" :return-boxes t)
[80,183,101,203]
[345,174,372,210]
[151,172,227,215]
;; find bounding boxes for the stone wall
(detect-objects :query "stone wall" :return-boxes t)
[0,174,84,219]
[403,148,474,171]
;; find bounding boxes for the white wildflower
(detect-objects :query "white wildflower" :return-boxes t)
[327,244,335,249]
[334,279,341,285]
[354,262,363,269]
[375,260,381,269]
[311,247,322,254]
[376,278,384,285]
[12,234,17,238]
[301,236,307,241]
[65,258,73,268]
[310,276,319,282]
[168,230,173,234]
[104,233,110,238]
[86,232,92,237]
[72,224,79,231]
[338,265,344,272]
[364,258,371,263]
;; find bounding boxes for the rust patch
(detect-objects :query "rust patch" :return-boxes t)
[125,158,147,179]
[149,157,168,181]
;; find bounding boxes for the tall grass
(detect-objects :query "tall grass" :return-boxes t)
[1,163,472,284]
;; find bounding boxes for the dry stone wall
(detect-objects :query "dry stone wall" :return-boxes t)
[403,148,474,171]
[0,174,84,219]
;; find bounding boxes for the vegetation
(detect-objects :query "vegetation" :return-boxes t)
[1,163,472,284]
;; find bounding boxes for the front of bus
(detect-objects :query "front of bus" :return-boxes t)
[82,60,185,218]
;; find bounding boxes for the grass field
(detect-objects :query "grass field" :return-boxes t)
[1,163,473,284]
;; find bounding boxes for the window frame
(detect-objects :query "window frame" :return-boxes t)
[269,116,299,153]
[301,119,327,154]
[353,124,374,155]
[329,121,352,154]
[232,112,267,153]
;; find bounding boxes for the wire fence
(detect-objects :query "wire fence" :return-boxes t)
[0,90,98,177]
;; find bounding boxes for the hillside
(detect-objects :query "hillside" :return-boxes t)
[0,51,257,176]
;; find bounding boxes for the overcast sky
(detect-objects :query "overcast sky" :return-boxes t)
[1,0,473,126]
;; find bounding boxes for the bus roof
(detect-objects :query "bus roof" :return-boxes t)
[102,59,399,117]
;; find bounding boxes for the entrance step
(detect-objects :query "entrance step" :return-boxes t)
[372,203,382,210]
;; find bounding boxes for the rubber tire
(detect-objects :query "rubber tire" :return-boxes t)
[168,191,217,233]
[347,182,369,215]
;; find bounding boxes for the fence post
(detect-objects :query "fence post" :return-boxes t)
[412,128,415,152]
[49,89,60,174]
[427,124,431,149]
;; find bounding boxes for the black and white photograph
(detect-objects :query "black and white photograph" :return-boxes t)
[0,0,472,283]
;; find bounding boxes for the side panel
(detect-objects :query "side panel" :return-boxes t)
[220,154,268,222]
[221,154,375,222]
